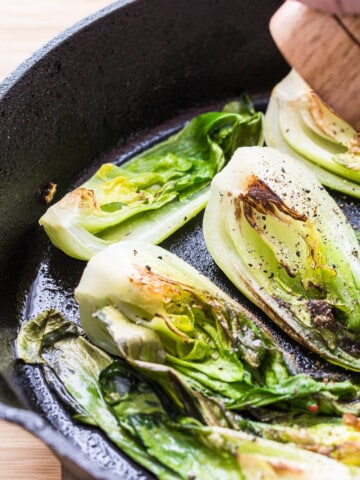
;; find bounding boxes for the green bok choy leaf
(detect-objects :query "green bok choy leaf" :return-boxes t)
[39,98,263,260]
[264,69,360,198]
[16,310,243,480]
[74,241,360,418]
[16,310,360,480]
[203,146,360,371]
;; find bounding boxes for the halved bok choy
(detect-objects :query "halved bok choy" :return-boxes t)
[238,413,360,466]
[203,146,360,371]
[74,241,360,420]
[264,69,360,197]
[16,309,360,479]
[39,98,263,260]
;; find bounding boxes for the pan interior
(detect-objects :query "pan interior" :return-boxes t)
[13,95,360,479]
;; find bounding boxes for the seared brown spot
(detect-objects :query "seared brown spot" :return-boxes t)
[235,174,307,225]
[64,187,99,211]
[238,452,305,475]
[270,461,304,473]
[306,91,328,137]
[348,133,360,154]
[305,445,334,456]
[307,300,334,326]
[342,413,360,431]
[131,264,185,302]
[279,261,298,278]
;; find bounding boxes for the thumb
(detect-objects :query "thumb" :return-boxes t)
[296,0,360,14]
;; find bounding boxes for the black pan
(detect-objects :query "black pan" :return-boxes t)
[2,1,349,479]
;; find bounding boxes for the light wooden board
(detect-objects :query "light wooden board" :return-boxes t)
[0,2,112,478]
[0,420,61,480]
[0,0,113,81]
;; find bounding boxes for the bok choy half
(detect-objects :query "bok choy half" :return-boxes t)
[39,98,263,261]
[16,309,360,480]
[238,413,360,466]
[74,241,360,419]
[203,146,360,371]
[264,69,360,198]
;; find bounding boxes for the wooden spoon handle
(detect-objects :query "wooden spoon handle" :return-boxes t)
[270,0,360,130]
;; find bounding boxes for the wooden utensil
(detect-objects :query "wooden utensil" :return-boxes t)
[269,0,360,130]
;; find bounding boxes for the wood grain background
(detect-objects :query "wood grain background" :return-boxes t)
[0,2,112,478]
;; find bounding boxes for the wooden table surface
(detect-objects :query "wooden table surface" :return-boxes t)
[0,2,112,478]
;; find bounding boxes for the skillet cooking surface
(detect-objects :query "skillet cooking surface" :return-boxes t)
[15,96,360,479]
[1,0,359,478]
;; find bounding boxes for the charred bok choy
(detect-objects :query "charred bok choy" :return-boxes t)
[238,413,360,466]
[74,241,360,421]
[39,98,263,260]
[264,69,360,198]
[203,146,360,371]
[16,310,360,480]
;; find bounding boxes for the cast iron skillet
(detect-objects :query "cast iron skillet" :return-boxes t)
[1,0,345,478]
